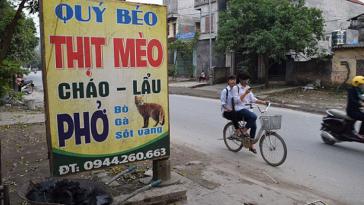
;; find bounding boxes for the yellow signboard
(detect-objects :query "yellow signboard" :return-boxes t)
[40,0,169,176]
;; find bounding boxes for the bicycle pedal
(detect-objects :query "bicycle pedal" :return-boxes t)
[227,135,235,140]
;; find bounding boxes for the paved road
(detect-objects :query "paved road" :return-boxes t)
[170,95,364,205]
[25,70,43,91]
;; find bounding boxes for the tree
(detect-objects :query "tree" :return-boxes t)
[0,0,38,97]
[216,0,324,86]
[168,34,199,77]
[0,0,38,65]
[27,49,41,69]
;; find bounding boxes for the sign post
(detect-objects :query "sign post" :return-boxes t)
[40,0,170,177]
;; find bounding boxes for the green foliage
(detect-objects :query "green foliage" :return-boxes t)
[217,0,324,64]
[168,33,199,58]
[0,59,28,97]
[0,1,38,65]
[9,18,38,64]
[5,86,24,102]
[168,64,177,77]
[27,49,41,69]
[0,0,38,97]
[168,33,199,77]
[5,0,39,14]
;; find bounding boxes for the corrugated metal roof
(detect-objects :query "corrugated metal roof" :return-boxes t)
[348,13,364,21]
[347,0,364,6]
[333,43,364,49]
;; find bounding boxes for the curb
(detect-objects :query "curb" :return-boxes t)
[169,87,327,115]
[190,83,209,88]
[269,102,326,115]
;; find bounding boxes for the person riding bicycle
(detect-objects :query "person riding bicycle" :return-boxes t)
[233,73,269,153]
[347,75,364,141]
[221,75,240,134]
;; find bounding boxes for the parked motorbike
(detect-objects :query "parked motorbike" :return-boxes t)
[20,80,34,94]
[321,109,364,145]
[16,77,34,95]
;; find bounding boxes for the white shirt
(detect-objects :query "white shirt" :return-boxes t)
[220,86,234,113]
[232,84,257,111]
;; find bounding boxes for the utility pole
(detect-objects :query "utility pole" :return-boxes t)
[208,0,213,85]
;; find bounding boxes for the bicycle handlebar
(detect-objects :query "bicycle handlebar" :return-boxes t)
[244,102,271,114]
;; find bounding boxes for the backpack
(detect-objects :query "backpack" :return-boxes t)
[225,86,239,102]
[225,86,239,111]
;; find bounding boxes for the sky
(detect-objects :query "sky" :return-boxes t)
[30,0,164,37]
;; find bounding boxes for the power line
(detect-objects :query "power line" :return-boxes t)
[169,11,218,16]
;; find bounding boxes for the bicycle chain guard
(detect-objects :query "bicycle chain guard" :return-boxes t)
[242,136,251,148]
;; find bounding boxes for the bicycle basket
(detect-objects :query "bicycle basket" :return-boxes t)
[260,115,282,130]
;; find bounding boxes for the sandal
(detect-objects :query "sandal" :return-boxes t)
[249,147,257,154]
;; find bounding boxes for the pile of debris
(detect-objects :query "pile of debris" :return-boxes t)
[26,179,112,205]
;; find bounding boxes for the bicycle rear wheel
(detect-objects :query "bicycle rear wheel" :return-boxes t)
[259,132,287,167]
[223,122,244,152]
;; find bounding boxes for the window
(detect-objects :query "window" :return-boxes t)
[195,22,201,33]
[173,23,177,37]
[202,14,214,33]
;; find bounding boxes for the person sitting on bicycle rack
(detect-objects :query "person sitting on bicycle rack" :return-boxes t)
[220,75,240,134]
[233,72,269,154]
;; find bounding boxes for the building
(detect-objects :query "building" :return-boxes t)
[165,0,200,77]
[193,0,364,84]
[305,0,364,48]
[194,0,230,83]
[331,13,364,84]
[294,0,364,85]
[264,0,364,83]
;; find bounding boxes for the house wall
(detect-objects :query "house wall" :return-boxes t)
[305,0,364,53]
[176,0,199,33]
[166,0,200,77]
[196,2,218,40]
[165,0,178,14]
[195,0,227,79]
[331,47,364,84]
[196,39,225,77]
[286,59,332,85]
[306,0,364,34]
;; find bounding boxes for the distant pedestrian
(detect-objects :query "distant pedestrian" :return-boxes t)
[199,70,207,82]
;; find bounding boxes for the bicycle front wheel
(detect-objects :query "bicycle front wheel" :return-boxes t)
[223,122,244,152]
[259,132,287,167]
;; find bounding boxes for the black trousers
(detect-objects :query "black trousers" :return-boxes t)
[223,111,239,129]
[348,110,364,134]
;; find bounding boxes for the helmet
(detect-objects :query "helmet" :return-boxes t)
[352,76,364,87]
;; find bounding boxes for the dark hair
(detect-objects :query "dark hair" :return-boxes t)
[237,72,250,81]
[227,75,236,81]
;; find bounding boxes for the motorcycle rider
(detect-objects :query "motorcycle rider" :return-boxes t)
[347,75,364,140]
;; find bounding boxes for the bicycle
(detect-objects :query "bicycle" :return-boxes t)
[223,103,287,167]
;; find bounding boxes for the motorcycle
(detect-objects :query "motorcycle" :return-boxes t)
[16,77,34,95]
[321,109,364,145]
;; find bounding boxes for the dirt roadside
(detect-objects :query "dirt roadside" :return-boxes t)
[0,123,341,205]
[169,86,347,114]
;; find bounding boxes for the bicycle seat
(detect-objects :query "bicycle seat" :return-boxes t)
[326,109,353,120]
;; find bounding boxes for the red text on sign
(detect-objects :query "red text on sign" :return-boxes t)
[50,36,106,69]
[113,37,163,68]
